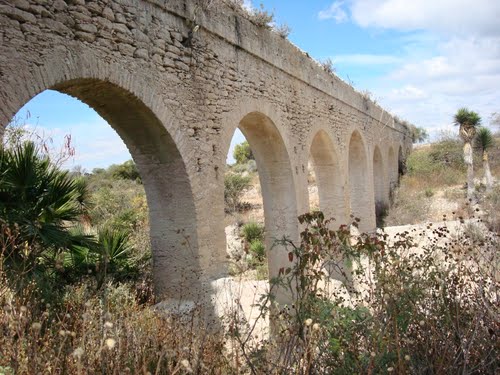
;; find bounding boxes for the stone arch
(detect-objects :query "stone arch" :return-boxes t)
[348,130,375,231]
[373,145,386,227]
[308,129,346,224]
[236,112,299,284]
[388,146,398,196]
[1,68,205,304]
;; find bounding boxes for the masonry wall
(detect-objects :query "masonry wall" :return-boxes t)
[0,0,412,307]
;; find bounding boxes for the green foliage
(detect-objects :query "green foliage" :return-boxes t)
[454,107,481,143]
[0,142,93,291]
[475,126,494,152]
[94,227,136,289]
[409,125,429,143]
[241,221,264,243]
[229,211,499,373]
[249,239,265,262]
[233,141,254,165]
[0,141,147,299]
[224,172,251,212]
[108,160,141,182]
[454,107,482,128]
[407,138,464,177]
[428,138,464,169]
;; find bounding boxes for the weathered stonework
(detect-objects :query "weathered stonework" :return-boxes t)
[0,0,412,308]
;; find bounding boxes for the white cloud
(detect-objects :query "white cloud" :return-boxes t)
[391,85,427,100]
[349,0,500,37]
[329,0,500,136]
[318,1,348,22]
[333,53,402,65]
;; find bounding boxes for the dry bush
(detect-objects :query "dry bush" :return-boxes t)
[0,281,229,374]
[1,212,499,374]
[228,212,499,374]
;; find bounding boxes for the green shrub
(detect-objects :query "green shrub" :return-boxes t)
[224,172,251,212]
[233,141,254,165]
[241,221,264,243]
[249,239,265,262]
[406,150,437,176]
[0,142,94,294]
[108,160,141,182]
[429,138,464,170]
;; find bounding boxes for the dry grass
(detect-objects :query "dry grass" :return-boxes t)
[0,282,229,374]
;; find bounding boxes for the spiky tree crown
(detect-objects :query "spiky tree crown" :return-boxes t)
[454,107,481,142]
[475,127,494,152]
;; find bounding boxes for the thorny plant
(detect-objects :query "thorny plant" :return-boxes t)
[227,211,499,374]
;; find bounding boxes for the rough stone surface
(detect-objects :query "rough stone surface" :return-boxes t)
[0,0,412,310]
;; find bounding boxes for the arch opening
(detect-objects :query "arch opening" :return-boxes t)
[225,129,266,279]
[2,79,201,303]
[373,146,386,227]
[388,146,398,199]
[348,131,374,232]
[235,112,298,287]
[309,130,346,225]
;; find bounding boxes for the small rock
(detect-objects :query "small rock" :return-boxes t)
[75,31,96,43]
[133,47,148,59]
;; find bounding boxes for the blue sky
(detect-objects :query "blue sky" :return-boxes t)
[12,0,500,170]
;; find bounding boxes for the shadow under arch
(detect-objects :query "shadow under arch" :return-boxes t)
[373,145,386,227]
[388,146,398,198]
[3,79,206,308]
[308,129,346,225]
[348,130,375,232]
[237,111,298,299]
[398,144,405,177]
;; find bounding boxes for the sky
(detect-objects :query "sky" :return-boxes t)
[11,0,500,170]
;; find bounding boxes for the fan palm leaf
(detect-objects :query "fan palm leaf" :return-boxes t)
[0,141,92,270]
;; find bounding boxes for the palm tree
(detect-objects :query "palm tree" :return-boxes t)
[475,127,494,191]
[0,141,92,285]
[454,108,482,197]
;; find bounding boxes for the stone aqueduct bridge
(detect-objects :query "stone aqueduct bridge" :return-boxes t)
[0,0,412,306]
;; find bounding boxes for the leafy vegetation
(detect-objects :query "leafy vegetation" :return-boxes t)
[233,140,254,165]
[240,221,266,276]
[409,124,429,143]
[0,142,93,294]
[1,117,498,373]
[228,212,499,374]
[241,221,264,244]
[224,172,251,213]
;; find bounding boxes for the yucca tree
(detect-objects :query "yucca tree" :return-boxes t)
[475,127,494,191]
[454,108,482,197]
[0,141,92,284]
